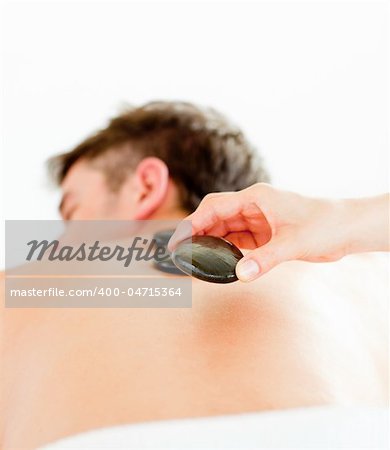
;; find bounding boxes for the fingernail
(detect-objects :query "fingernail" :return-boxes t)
[236,259,260,281]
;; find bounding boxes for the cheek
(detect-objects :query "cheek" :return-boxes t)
[89,188,138,220]
[72,186,119,220]
[71,202,108,220]
[110,191,138,220]
[71,177,138,220]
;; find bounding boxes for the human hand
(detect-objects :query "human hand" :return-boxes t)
[168,184,389,281]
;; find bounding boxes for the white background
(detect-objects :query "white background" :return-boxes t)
[1,1,388,266]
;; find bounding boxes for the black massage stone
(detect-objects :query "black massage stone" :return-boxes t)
[171,235,244,283]
[152,230,187,275]
[153,229,176,248]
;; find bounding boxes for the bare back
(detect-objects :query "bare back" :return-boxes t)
[1,254,388,449]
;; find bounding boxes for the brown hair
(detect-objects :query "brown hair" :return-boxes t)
[48,101,270,212]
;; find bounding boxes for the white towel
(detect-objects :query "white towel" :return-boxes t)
[41,406,388,450]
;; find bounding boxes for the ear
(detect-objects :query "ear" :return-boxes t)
[132,157,169,219]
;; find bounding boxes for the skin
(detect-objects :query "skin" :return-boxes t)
[1,158,388,449]
[59,157,183,221]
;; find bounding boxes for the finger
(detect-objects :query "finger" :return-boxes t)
[224,231,258,249]
[203,214,249,237]
[191,192,242,230]
[167,217,196,250]
[235,236,296,281]
[168,192,240,249]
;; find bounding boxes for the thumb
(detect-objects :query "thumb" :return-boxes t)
[235,237,293,282]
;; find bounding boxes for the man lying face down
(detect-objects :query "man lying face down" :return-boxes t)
[1,102,388,449]
[53,102,269,221]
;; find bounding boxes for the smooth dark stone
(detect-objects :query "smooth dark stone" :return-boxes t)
[172,236,243,283]
[152,230,187,275]
[153,258,186,275]
[152,229,176,248]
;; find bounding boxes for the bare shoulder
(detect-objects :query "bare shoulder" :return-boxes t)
[0,270,4,322]
[330,252,388,298]
[190,252,389,322]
